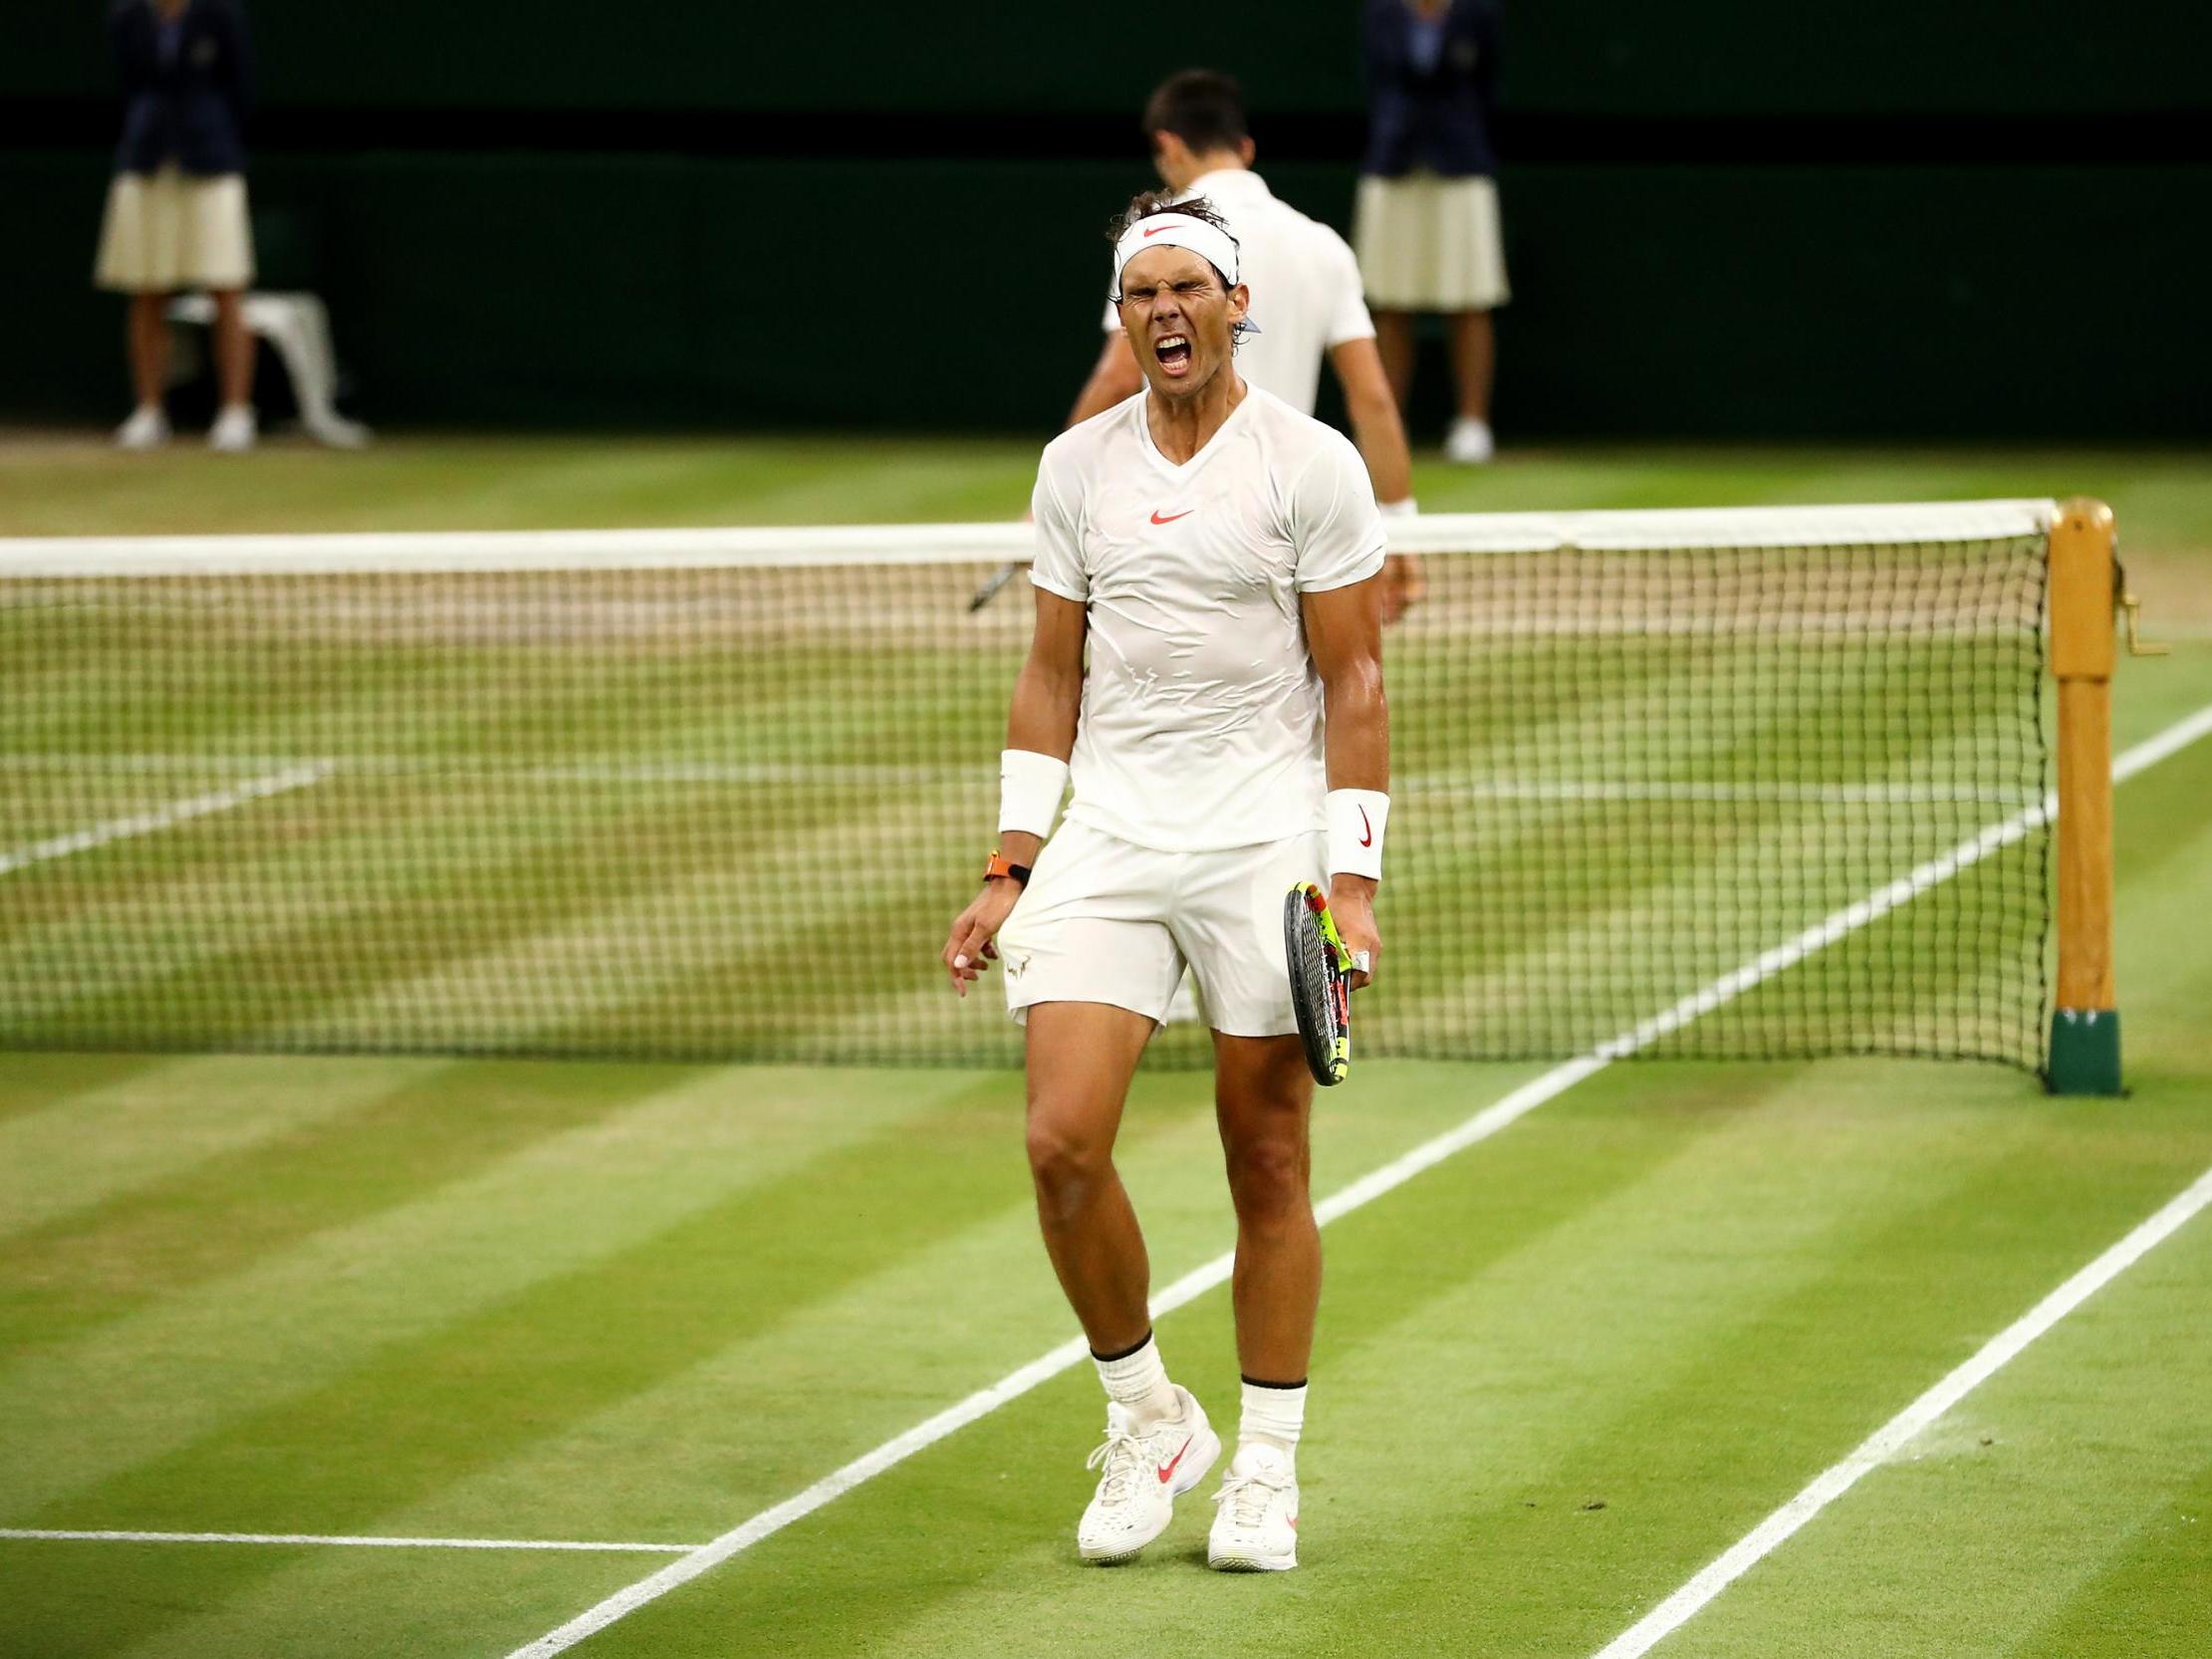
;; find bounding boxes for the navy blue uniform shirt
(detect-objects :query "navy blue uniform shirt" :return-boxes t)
[1360,0,1502,179]
[111,0,252,177]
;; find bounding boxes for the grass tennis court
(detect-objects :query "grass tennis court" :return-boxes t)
[3,437,2210,1658]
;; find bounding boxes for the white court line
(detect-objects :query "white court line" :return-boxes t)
[0,764,333,877]
[503,696,2212,1659]
[0,1528,697,1554]
[1592,1160,2212,1659]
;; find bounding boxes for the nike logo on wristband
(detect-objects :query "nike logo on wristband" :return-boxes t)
[1150,508,1193,525]
[1358,806,1374,848]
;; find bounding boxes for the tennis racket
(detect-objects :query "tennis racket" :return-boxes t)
[966,560,1026,612]
[1284,881,1352,1086]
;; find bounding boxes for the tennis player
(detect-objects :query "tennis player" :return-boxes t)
[1065,70,1424,623]
[940,194,1391,1573]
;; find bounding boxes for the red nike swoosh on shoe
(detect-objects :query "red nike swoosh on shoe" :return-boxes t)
[1155,1437,1194,1485]
[1150,509,1193,525]
[1357,806,1373,847]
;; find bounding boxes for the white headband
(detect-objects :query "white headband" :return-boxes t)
[1111,213,1241,300]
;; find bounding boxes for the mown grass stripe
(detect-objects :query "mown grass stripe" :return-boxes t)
[6,1080,1040,1656]
[796,1072,2146,1659]
[0,1066,983,1522]
[0,1528,697,1553]
[0,764,330,877]
[0,1059,676,1360]
[1591,1160,2212,1659]
[0,1057,417,1244]
[502,696,2212,1659]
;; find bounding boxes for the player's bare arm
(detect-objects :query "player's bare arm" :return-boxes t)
[1329,337,1425,623]
[941,586,1086,996]
[1330,338,1413,507]
[1303,575,1389,990]
[1066,332,1143,428]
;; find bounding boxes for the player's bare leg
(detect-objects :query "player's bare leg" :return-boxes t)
[1027,1000,1220,1560]
[1212,1032,1320,1380]
[1207,1030,1315,1569]
[1372,308,1417,412]
[1024,1000,1157,1351]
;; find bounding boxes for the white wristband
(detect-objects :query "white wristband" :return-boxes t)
[1327,789,1389,880]
[1380,496,1418,518]
[998,748,1071,837]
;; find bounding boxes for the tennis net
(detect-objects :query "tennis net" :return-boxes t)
[0,502,2052,1071]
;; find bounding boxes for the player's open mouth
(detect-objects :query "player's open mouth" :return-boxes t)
[1154,335,1192,376]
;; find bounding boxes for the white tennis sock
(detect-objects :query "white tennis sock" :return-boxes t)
[1239,1377,1308,1462]
[1092,1331,1181,1426]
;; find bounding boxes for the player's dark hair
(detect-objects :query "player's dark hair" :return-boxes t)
[1108,190,1239,249]
[1107,192,1252,347]
[1142,70,1250,155]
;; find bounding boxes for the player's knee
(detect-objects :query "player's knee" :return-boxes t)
[1025,1115,1109,1212]
[1224,1134,1311,1222]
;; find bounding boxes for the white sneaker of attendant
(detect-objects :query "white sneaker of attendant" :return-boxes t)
[1076,1386,1219,1564]
[114,405,170,450]
[1207,1443,1300,1571]
[1444,415,1495,464]
[209,404,258,452]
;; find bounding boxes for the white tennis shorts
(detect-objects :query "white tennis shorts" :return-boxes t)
[997,821,1324,1038]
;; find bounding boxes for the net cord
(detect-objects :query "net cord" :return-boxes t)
[0,501,2059,579]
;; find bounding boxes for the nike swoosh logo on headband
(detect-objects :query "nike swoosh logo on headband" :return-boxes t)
[1141,225,1176,237]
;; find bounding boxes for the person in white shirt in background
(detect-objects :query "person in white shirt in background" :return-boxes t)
[945,194,1393,1574]
[1064,72,1421,1032]
[1065,70,1424,623]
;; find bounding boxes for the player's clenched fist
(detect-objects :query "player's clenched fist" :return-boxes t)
[1329,876,1381,992]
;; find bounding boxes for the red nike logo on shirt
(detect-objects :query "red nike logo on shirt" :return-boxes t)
[1358,806,1373,847]
[1150,509,1193,525]
[1156,1437,1194,1485]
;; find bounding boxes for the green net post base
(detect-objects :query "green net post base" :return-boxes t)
[2048,1009,2122,1095]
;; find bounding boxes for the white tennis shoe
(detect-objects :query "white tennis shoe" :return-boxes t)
[114,405,170,450]
[1207,1443,1300,1571]
[1444,415,1495,464]
[209,405,258,453]
[1075,1386,1219,1564]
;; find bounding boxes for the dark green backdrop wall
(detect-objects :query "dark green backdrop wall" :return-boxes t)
[6,2,2208,438]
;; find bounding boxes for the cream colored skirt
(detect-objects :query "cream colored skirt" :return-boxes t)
[95,166,256,293]
[1353,171,1510,312]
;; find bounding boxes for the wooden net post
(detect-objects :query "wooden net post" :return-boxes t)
[2047,498,2121,1093]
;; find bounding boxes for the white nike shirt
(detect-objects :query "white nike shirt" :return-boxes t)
[1102,168,1375,416]
[1030,384,1386,852]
